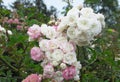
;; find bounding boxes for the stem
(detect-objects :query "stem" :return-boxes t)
[0,55,18,71]
[76,45,80,60]
[82,46,87,60]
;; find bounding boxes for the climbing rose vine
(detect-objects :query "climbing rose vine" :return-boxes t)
[22,4,105,82]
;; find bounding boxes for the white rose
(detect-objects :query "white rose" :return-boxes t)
[46,26,57,39]
[57,16,69,32]
[89,19,102,36]
[47,39,59,50]
[96,13,105,28]
[75,30,89,42]
[80,7,93,16]
[59,41,75,53]
[77,16,90,30]
[51,49,64,62]
[67,8,80,26]
[40,24,48,35]
[45,51,53,61]
[67,26,76,39]
[53,71,64,82]
[41,24,57,39]
[56,36,68,44]
[63,52,77,65]
[39,39,48,51]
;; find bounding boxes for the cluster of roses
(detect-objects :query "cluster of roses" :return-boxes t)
[24,23,82,82]
[0,25,12,37]
[3,17,24,30]
[22,4,105,82]
[58,4,105,46]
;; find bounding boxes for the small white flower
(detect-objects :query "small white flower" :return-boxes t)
[0,25,6,33]
[7,30,12,35]
[74,75,80,81]
[60,63,67,69]
[51,61,59,66]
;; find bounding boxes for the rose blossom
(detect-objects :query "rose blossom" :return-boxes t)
[62,66,76,80]
[59,42,75,53]
[7,19,14,24]
[63,52,77,65]
[51,49,64,63]
[43,64,54,78]
[53,25,58,30]
[22,74,42,82]
[27,24,41,40]
[46,39,59,51]
[13,18,20,24]
[53,71,64,82]
[30,47,44,61]
[17,25,22,30]
[41,24,57,39]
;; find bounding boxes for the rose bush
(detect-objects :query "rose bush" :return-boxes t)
[23,4,105,82]
[1,1,120,82]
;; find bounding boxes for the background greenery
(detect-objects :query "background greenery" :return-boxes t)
[0,0,120,82]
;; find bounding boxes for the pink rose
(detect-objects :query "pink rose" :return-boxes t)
[62,66,76,80]
[13,18,20,24]
[22,74,42,82]
[30,47,44,61]
[53,25,58,30]
[7,19,14,24]
[43,64,54,78]
[27,24,41,39]
[17,25,22,30]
